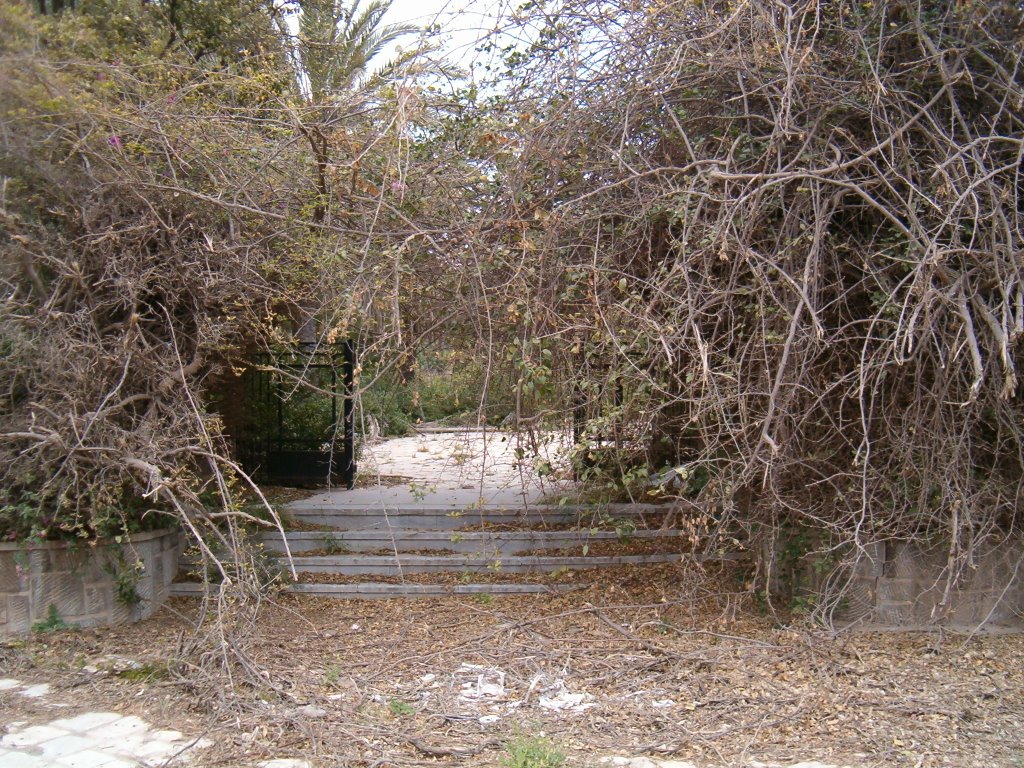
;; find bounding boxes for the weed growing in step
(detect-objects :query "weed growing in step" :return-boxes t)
[318,533,349,555]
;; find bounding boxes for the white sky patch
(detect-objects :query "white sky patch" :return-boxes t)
[379,0,515,79]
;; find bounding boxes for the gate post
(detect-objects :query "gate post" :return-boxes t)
[341,339,357,489]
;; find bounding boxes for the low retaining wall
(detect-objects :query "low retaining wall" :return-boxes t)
[0,528,180,636]
[842,539,1024,628]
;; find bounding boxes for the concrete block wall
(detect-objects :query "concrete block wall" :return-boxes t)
[0,529,180,635]
[844,538,1024,628]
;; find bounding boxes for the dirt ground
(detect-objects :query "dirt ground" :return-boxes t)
[2,564,1022,768]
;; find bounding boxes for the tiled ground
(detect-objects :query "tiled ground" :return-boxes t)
[0,678,222,768]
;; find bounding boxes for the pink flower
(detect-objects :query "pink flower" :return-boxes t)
[390,180,407,194]
[108,135,122,149]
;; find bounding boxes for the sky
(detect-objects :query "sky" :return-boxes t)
[378,0,509,73]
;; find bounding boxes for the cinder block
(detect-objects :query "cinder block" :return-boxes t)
[30,574,85,620]
[7,595,30,631]
[871,601,915,625]
[83,585,110,615]
[133,572,156,604]
[75,550,112,583]
[964,548,1022,594]
[855,542,885,577]
[46,547,85,574]
[162,550,179,585]
[950,593,990,625]
[910,580,948,609]
[884,542,948,578]
[876,578,919,603]
[27,550,48,578]
[109,601,135,626]
[0,553,24,587]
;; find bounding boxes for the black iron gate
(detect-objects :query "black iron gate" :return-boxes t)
[238,341,356,489]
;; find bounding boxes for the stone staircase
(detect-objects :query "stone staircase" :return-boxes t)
[171,499,745,599]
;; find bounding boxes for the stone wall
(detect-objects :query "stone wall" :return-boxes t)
[841,539,1024,628]
[0,529,180,636]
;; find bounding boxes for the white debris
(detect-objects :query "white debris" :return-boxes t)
[600,758,659,768]
[538,690,595,711]
[522,676,596,713]
[420,673,437,684]
[478,715,501,725]
[650,698,676,708]
[456,664,505,702]
[601,759,699,768]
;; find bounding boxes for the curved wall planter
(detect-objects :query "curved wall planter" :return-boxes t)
[0,528,181,636]
[843,539,1024,628]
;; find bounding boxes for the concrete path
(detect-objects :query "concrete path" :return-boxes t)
[315,429,572,510]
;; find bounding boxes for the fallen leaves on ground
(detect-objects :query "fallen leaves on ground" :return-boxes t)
[2,564,1021,767]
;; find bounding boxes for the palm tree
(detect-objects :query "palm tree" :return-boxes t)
[274,0,417,229]
[275,0,420,348]
[288,0,418,102]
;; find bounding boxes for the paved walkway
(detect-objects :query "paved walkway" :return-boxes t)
[0,678,319,768]
[297,428,573,510]
[0,677,212,768]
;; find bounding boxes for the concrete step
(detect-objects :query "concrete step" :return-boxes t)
[284,503,669,531]
[279,551,745,575]
[170,581,580,598]
[260,528,682,555]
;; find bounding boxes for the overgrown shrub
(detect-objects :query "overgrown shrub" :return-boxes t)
[487,0,1024,611]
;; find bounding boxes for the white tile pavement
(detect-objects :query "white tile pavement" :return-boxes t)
[0,678,210,768]
[2,676,317,768]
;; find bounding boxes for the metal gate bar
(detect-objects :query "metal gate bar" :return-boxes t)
[239,341,356,489]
